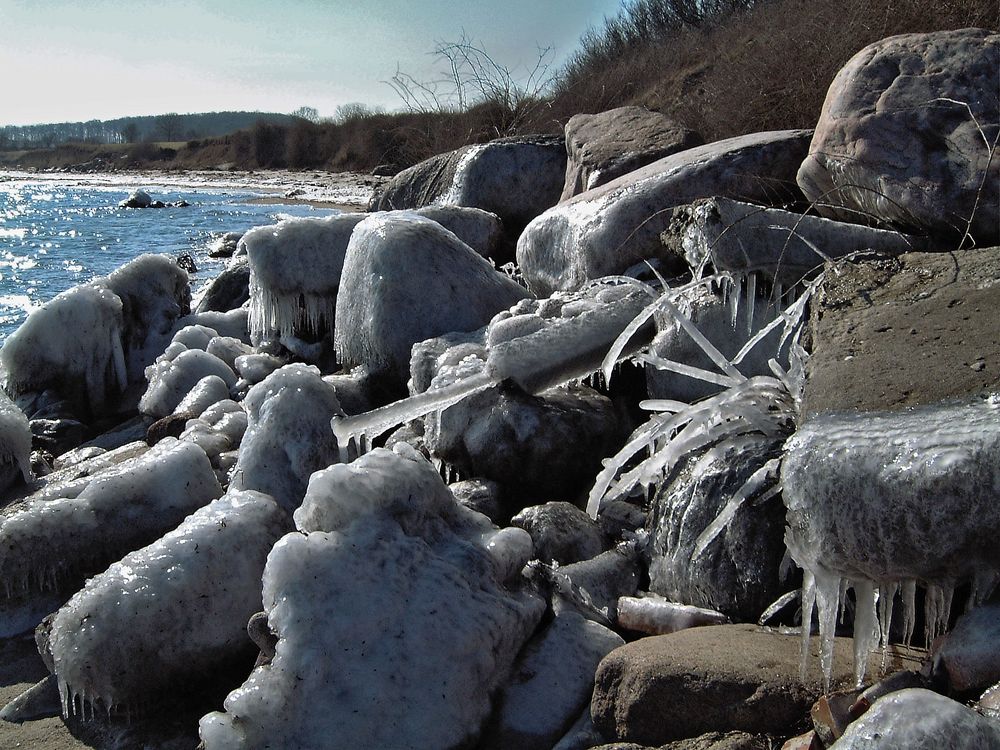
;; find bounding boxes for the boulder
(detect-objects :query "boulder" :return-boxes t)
[517,130,811,296]
[139,348,237,418]
[829,688,1000,749]
[662,197,933,286]
[562,107,702,201]
[511,502,605,565]
[647,434,789,622]
[931,602,1000,694]
[369,134,567,247]
[591,624,920,745]
[195,264,251,313]
[208,231,244,258]
[118,189,152,209]
[557,544,642,619]
[485,611,624,750]
[449,478,503,523]
[801,247,1000,417]
[797,28,1000,245]
[414,205,504,260]
[335,213,528,394]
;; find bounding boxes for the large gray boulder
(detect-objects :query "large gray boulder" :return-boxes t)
[801,246,1000,417]
[797,28,999,246]
[561,106,702,201]
[335,213,528,393]
[195,264,250,313]
[369,135,566,246]
[517,130,811,296]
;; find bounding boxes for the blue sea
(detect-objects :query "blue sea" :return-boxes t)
[0,175,342,342]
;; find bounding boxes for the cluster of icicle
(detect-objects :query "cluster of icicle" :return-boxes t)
[247,281,338,343]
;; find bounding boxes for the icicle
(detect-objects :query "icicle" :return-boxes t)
[745,273,756,337]
[757,589,800,626]
[901,580,916,647]
[923,583,954,646]
[838,577,850,624]
[814,567,843,693]
[852,580,879,689]
[691,457,781,559]
[877,581,898,668]
[635,351,741,388]
[728,274,740,328]
[800,569,817,682]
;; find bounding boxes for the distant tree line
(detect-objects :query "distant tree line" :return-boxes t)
[0,111,302,151]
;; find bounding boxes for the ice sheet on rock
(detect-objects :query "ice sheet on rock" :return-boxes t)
[205,336,252,370]
[173,375,231,418]
[200,445,544,750]
[828,688,1000,749]
[784,395,1000,690]
[0,439,222,603]
[245,213,366,341]
[230,364,344,513]
[170,324,219,352]
[615,595,728,635]
[47,490,290,718]
[180,308,251,344]
[233,353,284,386]
[140,349,238,418]
[0,389,32,493]
[0,282,126,416]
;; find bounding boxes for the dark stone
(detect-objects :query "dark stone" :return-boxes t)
[195,264,251,314]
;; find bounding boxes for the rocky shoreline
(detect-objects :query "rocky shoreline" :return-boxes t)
[0,27,998,750]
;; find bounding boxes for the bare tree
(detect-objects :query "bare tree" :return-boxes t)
[120,121,140,144]
[292,105,320,122]
[155,112,184,141]
[386,33,556,137]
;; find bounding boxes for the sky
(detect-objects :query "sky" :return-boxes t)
[0,0,625,126]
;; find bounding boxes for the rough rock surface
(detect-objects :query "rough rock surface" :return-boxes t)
[932,602,1000,694]
[797,28,999,245]
[801,246,1000,417]
[562,107,702,200]
[414,205,504,260]
[512,501,605,565]
[195,264,251,314]
[517,130,811,296]
[591,624,922,745]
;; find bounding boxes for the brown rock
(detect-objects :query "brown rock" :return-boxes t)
[561,107,702,201]
[797,28,999,246]
[801,246,1000,417]
[591,624,922,745]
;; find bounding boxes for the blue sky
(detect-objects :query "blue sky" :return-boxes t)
[1,0,624,125]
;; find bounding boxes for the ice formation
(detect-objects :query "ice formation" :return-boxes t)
[0,388,32,493]
[782,394,1000,689]
[45,490,290,717]
[0,282,126,417]
[0,439,222,603]
[616,595,729,635]
[244,213,365,341]
[173,375,231,418]
[200,445,544,750]
[230,364,344,512]
[178,399,248,467]
[140,348,238,418]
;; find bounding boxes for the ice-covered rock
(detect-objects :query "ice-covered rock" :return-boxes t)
[170,324,218,351]
[561,106,702,200]
[783,394,1000,688]
[173,375,230,418]
[0,439,222,608]
[194,264,250,314]
[45,490,290,717]
[647,432,790,622]
[414,205,504,259]
[517,130,811,296]
[485,611,624,750]
[200,445,545,750]
[179,398,248,466]
[511,502,604,565]
[140,348,238,418]
[797,28,999,245]
[118,189,152,209]
[230,364,343,512]
[616,594,729,635]
[233,353,283,386]
[828,688,1000,749]
[335,212,528,392]
[931,602,1000,694]
[205,336,252,371]
[0,389,32,495]
[245,213,366,342]
[662,197,932,286]
[208,231,244,259]
[550,543,642,621]
[369,134,566,242]
[180,308,251,343]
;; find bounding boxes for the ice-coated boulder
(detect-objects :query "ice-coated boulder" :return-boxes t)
[229,364,343,512]
[561,106,702,201]
[179,398,248,467]
[615,595,729,636]
[0,389,32,495]
[798,28,1000,245]
[511,502,605,565]
[0,439,222,610]
[1,283,126,418]
[205,336,252,371]
[829,688,1000,749]
[335,212,529,393]
[200,445,545,750]
[369,134,567,243]
[647,433,788,622]
[783,395,1000,686]
[662,197,933,286]
[140,348,238,418]
[44,490,290,716]
[180,308,251,343]
[118,189,152,209]
[484,611,624,750]
[101,253,191,381]
[517,130,811,296]
[208,231,244,258]
[414,205,504,259]
[245,213,366,342]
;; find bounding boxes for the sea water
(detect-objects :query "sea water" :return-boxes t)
[0,175,343,342]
